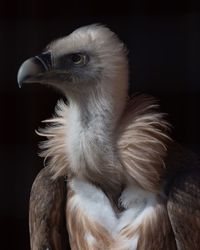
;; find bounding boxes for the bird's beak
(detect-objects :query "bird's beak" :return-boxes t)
[17,51,52,88]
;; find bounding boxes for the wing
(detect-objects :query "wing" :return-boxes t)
[165,143,200,250]
[29,167,70,250]
[167,168,200,250]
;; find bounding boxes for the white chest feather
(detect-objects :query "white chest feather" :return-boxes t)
[68,178,157,250]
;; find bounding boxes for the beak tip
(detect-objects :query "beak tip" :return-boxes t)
[18,83,22,88]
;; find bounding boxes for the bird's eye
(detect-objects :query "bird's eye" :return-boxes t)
[70,53,87,65]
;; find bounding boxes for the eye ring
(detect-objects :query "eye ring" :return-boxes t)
[70,53,87,65]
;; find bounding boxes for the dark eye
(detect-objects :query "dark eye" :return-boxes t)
[70,53,87,65]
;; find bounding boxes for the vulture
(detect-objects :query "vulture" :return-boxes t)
[17,24,200,250]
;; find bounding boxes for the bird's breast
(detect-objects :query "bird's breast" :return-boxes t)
[66,177,174,250]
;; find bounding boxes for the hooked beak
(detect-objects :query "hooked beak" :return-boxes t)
[17,51,52,88]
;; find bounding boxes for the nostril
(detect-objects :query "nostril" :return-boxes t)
[35,51,52,71]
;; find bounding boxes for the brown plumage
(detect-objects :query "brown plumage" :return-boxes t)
[29,167,70,249]
[18,24,200,249]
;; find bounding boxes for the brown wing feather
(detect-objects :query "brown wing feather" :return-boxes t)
[167,168,200,250]
[136,200,177,250]
[29,167,70,250]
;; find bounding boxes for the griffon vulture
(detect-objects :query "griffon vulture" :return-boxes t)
[17,24,200,250]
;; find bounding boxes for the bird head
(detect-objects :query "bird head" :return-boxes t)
[18,24,129,104]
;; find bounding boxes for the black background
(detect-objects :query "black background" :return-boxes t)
[1,1,200,249]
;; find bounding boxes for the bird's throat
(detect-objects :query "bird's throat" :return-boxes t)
[66,96,124,199]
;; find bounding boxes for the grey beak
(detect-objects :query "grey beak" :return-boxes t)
[17,51,52,88]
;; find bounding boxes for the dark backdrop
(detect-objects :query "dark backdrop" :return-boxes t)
[1,1,200,249]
